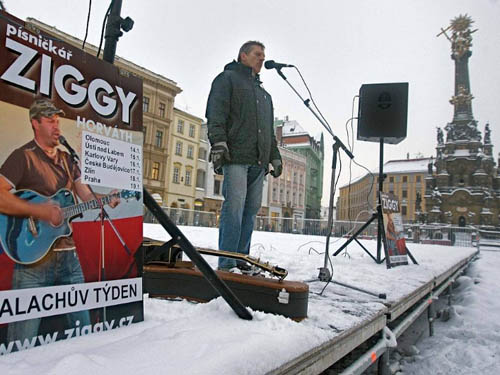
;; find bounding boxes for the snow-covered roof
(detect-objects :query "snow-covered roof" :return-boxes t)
[286,142,311,148]
[382,158,431,174]
[282,121,308,136]
[339,158,432,188]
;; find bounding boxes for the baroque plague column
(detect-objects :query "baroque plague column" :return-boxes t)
[425,15,500,228]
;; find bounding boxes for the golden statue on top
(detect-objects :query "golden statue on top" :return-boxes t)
[437,14,478,59]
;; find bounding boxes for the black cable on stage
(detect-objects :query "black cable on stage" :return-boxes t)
[82,0,92,50]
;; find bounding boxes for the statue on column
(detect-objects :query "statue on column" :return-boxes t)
[438,14,477,59]
[484,123,491,144]
[437,127,444,145]
[445,122,455,142]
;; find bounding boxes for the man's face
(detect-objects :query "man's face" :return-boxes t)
[32,115,61,148]
[240,45,265,75]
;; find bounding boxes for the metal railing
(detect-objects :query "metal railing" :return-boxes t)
[476,229,500,250]
[143,206,495,248]
[144,207,218,227]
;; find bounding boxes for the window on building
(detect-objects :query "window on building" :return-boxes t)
[402,190,407,198]
[293,192,297,205]
[199,148,207,160]
[299,174,303,185]
[143,125,147,143]
[272,187,277,202]
[173,166,180,183]
[189,124,195,138]
[402,206,407,216]
[177,120,184,134]
[185,170,192,186]
[155,130,163,147]
[416,175,421,182]
[389,177,394,183]
[280,189,284,203]
[187,145,194,159]
[175,141,183,156]
[403,176,408,183]
[159,102,166,118]
[151,162,160,180]
[196,169,205,188]
[286,190,290,204]
[143,96,150,113]
[214,179,222,195]
[293,172,297,183]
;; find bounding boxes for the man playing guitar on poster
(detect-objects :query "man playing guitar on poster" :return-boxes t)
[0,98,119,344]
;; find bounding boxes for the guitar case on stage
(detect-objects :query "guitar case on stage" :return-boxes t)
[140,240,309,321]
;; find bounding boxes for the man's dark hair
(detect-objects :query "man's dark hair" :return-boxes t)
[237,41,265,62]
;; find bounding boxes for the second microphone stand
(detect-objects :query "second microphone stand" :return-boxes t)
[273,68,385,299]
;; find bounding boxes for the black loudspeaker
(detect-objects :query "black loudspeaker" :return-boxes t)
[357,82,408,144]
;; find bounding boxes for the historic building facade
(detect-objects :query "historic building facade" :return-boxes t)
[275,118,324,219]
[336,158,430,223]
[425,15,500,227]
[194,122,210,211]
[27,18,183,205]
[165,108,203,209]
[267,146,307,231]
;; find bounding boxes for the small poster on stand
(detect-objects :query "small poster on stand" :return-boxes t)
[0,10,144,355]
[381,192,409,268]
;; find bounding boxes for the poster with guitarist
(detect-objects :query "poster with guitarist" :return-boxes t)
[0,11,143,354]
[381,192,409,268]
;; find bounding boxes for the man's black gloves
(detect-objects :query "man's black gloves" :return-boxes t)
[210,142,231,175]
[270,159,282,178]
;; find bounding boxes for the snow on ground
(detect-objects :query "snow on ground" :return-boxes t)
[0,225,484,374]
[399,249,500,375]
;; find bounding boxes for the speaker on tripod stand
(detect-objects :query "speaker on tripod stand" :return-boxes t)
[357,82,408,144]
[334,82,409,265]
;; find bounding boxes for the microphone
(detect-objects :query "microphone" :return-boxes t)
[58,135,80,161]
[264,60,295,70]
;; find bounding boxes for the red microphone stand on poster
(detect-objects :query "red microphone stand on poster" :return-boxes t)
[381,192,409,267]
[0,11,143,355]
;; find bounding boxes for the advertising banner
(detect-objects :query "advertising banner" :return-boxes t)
[381,192,409,268]
[0,11,144,354]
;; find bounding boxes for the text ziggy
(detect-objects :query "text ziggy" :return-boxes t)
[1,27,137,124]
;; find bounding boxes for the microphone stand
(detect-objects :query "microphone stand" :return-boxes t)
[62,140,132,322]
[272,68,386,299]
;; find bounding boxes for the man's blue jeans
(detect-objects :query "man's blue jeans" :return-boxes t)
[7,250,91,343]
[218,164,265,270]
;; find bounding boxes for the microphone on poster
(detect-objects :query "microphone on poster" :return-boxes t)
[59,135,79,161]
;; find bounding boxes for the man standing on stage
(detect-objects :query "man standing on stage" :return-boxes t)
[206,41,282,272]
[0,98,119,343]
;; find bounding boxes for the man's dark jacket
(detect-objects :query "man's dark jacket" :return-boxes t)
[206,61,281,168]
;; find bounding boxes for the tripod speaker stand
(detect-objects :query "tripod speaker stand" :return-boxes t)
[333,82,417,267]
[333,138,388,264]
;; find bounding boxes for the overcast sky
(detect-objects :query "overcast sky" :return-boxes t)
[4,0,500,206]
